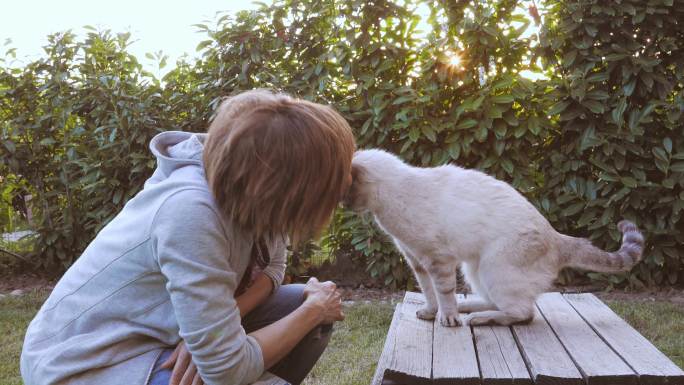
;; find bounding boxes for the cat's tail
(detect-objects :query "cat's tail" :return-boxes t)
[557,220,644,273]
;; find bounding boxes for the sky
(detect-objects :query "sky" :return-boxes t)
[1,0,259,75]
[1,1,543,79]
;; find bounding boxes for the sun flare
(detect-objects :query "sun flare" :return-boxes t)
[446,51,462,68]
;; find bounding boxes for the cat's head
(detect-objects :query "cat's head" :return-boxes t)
[341,160,370,212]
[342,149,402,212]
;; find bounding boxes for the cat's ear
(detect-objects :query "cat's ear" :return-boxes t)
[351,163,365,184]
[342,163,366,208]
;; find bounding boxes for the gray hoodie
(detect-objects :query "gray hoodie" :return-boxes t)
[20,131,287,385]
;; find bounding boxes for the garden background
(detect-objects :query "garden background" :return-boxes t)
[1,0,683,290]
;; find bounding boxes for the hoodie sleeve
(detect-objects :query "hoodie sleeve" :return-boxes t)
[262,236,287,292]
[151,190,264,385]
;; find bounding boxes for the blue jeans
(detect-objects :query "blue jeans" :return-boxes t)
[149,284,332,385]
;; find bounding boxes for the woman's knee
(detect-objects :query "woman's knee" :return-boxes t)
[273,283,306,314]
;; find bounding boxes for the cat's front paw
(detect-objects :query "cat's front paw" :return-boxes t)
[416,306,437,320]
[438,310,462,327]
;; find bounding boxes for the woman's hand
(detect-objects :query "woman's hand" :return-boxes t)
[302,277,344,324]
[160,341,204,385]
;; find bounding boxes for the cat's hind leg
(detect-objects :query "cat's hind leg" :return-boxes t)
[460,262,497,313]
[462,272,535,325]
[458,297,498,313]
[462,276,537,326]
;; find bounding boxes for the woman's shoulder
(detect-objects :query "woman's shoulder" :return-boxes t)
[154,188,222,227]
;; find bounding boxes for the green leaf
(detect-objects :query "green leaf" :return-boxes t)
[653,147,669,162]
[482,25,498,37]
[623,4,636,15]
[408,127,420,142]
[612,98,627,126]
[421,126,436,142]
[392,95,414,105]
[586,90,609,100]
[584,24,598,37]
[671,162,684,173]
[196,40,213,51]
[487,105,504,119]
[527,116,540,135]
[633,12,646,24]
[549,100,571,115]
[491,95,514,104]
[582,100,605,114]
[471,95,485,110]
[580,125,601,151]
[448,143,460,159]
[456,119,478,130]
[604,53,628,62]
[587,72,609,82]
[623,79,636,96]
[494,120,507,137]
[501,158,514,174]
[113,189,123,204]
[563,50,578,67]
[621,177,637,188]
[563,202,585,216]
[40,138,56,146]
[3,140,16,153]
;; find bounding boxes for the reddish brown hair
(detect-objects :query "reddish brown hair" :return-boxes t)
[203,90,355,244]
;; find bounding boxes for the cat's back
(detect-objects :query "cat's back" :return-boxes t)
[432,164,547,227]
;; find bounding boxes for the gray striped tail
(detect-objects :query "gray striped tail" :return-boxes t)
[559,220,644,273]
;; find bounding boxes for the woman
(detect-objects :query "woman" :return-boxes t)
[21,90,356,385]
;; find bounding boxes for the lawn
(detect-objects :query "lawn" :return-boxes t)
[1,292,682,385]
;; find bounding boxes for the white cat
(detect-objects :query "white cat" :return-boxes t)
[344,149,644,326]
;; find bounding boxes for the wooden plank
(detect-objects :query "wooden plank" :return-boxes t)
[536,292,636,385]
[371,303,402,385]
[382,292,433,384]
[473,325,532,385]
[415,292,480,385]
[511,304,583,385]
[565,293,684,385]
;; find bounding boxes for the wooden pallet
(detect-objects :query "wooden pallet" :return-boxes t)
[372,292,684,385]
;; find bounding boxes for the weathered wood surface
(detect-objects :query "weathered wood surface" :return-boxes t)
[565,293,684,385]
[431,294,479,385]
[473,325,532,385]
[383,292,433,384]
[372,292,683,385]
[536,292,636,385]
[372,303,403,385]
[511,305,583,385]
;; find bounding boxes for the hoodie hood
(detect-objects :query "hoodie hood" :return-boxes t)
[147,131,207,185]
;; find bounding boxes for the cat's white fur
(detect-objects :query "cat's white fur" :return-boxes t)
[345,149,644,326]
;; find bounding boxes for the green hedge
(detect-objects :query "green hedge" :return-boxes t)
[1,0,682,287]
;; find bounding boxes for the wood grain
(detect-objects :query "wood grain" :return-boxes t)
[473,325,532,385]
[382,292,433,384]
[372,303,403,385]
[430,293,480,385]
[511,302,583,385]
[564,293,684,385]
[536,292,636,385]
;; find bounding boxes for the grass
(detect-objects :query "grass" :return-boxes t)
[0,290,49,385]
[303,302,395,385]
[605,299,684,369]
[1,293,682,385]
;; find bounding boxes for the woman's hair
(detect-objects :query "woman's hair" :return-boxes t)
[203,89,356,245]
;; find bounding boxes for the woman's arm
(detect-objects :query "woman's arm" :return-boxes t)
[163,278,343,385]
[249,277,342,368]
[153,192,266,385]
[235,273,273,318]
